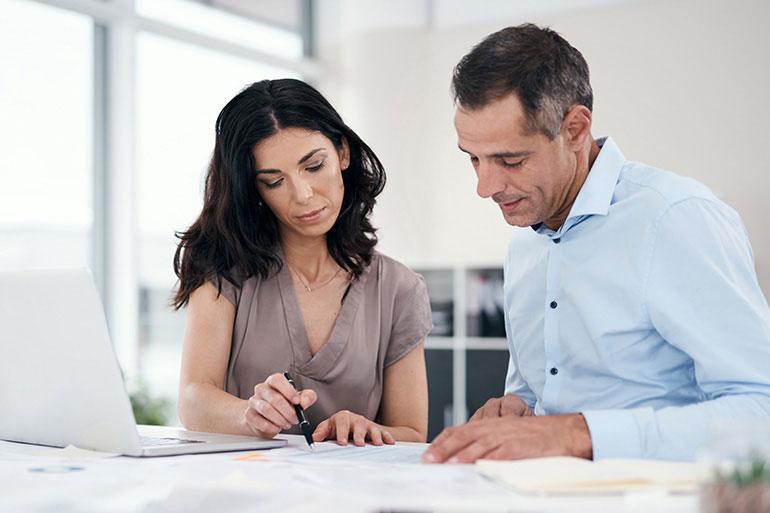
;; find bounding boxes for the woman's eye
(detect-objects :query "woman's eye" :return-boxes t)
[261,178,283,189]
[306,161,325,173]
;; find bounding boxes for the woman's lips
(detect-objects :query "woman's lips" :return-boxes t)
[295,206,326,222]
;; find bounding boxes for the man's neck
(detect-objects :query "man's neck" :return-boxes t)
[542,139,602,231]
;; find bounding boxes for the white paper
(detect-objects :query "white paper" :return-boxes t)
[476,456,697,494]
[238,440,427,465]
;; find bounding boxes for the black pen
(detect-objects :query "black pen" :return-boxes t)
[283,371,315,450]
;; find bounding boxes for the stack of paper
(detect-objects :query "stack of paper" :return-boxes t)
[476,456,696,494]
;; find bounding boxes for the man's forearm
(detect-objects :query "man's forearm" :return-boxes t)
[582,393,770,460]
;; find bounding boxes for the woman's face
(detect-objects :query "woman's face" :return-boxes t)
[252,127,349,241]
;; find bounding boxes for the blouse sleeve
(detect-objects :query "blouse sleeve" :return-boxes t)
[210,275,240,305]
[385,273,433,367]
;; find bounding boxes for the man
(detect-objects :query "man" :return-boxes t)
[422,24,770,463]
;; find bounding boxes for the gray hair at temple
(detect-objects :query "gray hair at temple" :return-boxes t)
[452,23,594,140]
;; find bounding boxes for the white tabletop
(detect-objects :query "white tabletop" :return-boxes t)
[0,434,697,513]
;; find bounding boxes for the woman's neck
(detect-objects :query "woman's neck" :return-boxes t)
[280,233,336,282]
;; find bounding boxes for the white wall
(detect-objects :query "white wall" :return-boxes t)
[316,0,770,293]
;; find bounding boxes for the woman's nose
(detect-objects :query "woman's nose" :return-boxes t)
[292,177,314,204]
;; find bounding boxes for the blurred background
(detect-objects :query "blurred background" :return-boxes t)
[1,0,768,438]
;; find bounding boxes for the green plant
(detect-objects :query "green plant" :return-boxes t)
[724,456,770,488]
[129,384,171,426]
[703,455,770,513]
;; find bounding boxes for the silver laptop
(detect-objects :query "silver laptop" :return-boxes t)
[0,268,286,457]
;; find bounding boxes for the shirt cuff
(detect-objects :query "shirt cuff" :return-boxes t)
[580,408,650,459]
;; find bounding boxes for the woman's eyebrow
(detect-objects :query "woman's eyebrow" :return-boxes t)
[254,148,327,174]
[254,168,280,175]
[298,147,325,164]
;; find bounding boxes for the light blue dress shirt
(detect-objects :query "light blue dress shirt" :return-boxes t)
[503,137,770,461]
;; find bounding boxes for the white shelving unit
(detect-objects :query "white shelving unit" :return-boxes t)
[417,266,509,439]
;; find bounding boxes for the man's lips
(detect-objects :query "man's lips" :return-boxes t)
[498,198,525,212]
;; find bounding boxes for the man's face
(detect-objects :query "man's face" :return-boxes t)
[454,93,576,228]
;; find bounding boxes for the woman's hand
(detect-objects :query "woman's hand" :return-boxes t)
[312,410,396,446]
[243,372,317,438]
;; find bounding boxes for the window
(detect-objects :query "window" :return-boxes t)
[136,0,304,59]
[135,32,300,410]
[2,0,312,425]
[0,0,94,271]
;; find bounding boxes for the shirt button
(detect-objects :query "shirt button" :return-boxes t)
[550,367,559,375]
[550,301,558,309]
[553,237,561,244]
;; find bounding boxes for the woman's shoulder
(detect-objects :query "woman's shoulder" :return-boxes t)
[368,251,426,293]
[368,252,433,339]
[212,263,279,300]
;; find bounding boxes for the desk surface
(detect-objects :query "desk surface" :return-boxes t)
[1,435,697,513]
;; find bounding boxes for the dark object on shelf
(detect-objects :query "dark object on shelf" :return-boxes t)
[425,349,453,442]
[430,300,454,337]
[467,269,506,338]
[466,349,509,418]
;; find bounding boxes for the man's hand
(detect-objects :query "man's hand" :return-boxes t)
[470,394,533,421]
[422,414,592,464]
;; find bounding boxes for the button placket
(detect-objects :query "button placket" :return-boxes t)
[542,237,564,411]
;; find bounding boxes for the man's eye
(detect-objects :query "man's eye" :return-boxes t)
[469,156,479,165]
[502,160,523,169]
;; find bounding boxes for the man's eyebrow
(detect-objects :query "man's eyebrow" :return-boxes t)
[490,150,532,159]
[254,148,326,174]
[457,145,532,159]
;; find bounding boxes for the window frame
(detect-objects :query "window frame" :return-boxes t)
[27,0,316,376]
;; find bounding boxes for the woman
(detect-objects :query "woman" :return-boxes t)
[173,79,431,445]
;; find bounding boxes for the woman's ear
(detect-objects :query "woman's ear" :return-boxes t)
[339,137,351,171]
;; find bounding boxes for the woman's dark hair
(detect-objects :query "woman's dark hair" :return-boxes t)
[452,23,593,140]
[172,78,386,309]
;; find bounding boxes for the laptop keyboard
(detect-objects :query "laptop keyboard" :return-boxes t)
[139,436,206,447]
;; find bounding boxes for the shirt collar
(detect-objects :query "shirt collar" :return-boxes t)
[567,136,625,219]
[531,136,625,235]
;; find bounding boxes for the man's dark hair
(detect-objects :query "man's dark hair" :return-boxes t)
[452,23,593,140]
[172,78,386,309]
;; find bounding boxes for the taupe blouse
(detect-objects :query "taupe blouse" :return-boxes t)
[216,251,432,433]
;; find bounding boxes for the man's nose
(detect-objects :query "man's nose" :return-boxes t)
[476,162,504,199]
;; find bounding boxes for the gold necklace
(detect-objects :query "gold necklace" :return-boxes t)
[289,264,344,293]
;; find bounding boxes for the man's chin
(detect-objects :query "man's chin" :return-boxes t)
[503,214,535,228]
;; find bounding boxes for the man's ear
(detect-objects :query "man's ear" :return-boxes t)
[339,136,350,171]
[561,104,592,151]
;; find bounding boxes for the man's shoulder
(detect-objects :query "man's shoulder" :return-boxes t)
[615,161,719,213]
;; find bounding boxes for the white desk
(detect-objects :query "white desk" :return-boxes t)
[0,435,697,513]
